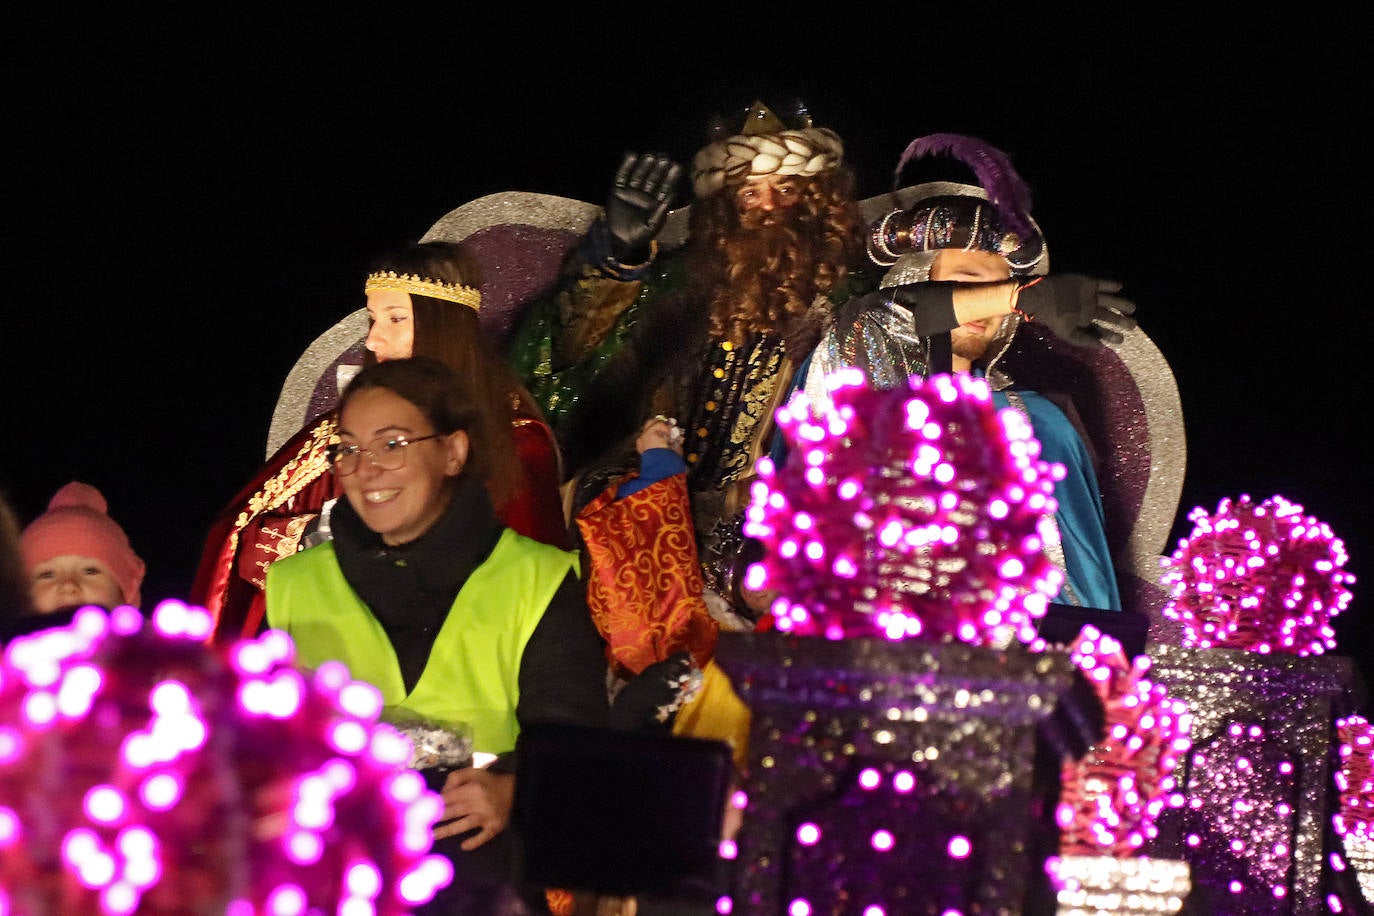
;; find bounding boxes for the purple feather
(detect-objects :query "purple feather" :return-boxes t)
[894,133,1035,238]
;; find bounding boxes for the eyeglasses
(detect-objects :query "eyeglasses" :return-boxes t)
[329,433,444,476]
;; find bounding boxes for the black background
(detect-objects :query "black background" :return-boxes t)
[5,9,1370,677]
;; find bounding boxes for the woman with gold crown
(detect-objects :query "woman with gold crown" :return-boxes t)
[192,240,568,645]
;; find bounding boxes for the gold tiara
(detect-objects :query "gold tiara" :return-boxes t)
[364,270,481,310]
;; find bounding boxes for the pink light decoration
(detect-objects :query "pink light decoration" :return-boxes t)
[140,773,182,811]
[746,372,1061,645]
[1058,625,1193,857]
[0,808,19,847]
[1335,715,1374,841]
[1161,494,1353,654]
[0,601,447,913]
[345,860,383,900]
[396,856,453,905]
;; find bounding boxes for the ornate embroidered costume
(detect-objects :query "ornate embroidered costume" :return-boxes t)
[808,134,1122,610]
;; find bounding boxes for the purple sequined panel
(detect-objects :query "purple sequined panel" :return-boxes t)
[716,633,1100,915]
[464,224,579,349]
[1146,645,1358,914]
[999,323,1149,562]
[306,339,366,426]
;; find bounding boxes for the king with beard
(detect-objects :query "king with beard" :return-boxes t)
[509,101,875,629]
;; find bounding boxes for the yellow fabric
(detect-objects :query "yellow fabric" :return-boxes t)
[671,660,751,772]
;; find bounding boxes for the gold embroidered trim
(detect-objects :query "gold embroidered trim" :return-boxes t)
[232,417,339,535]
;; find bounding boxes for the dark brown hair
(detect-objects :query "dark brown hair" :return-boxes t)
[338,357,490,491]
[364,241,539,508]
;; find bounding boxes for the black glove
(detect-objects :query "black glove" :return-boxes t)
[604,152,682,263]
[608,651,693,730]
[1014,275,1137,346]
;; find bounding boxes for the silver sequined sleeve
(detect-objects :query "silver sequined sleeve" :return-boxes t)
[805,293,931,401]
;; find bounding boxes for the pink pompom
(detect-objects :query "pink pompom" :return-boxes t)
[46,481,109,514]
[0,602,450,913]
[745,370,1061,646]
[1058,626,1192,856]
[1161,494,1354,654]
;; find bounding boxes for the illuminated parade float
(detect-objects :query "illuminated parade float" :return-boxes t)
[2,181,1366,915]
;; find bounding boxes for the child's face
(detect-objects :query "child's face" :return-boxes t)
[29,555,125,614]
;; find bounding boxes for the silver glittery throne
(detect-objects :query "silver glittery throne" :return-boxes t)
[267,192,1189,640]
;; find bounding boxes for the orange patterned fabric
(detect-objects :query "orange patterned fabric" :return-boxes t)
[545,888,575,915]
[576,474,718,676]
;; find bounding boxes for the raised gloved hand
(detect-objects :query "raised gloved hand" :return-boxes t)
[604,152,682,263]
[1014,275,1137,346]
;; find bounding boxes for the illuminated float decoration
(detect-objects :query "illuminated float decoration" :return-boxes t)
[1049,627,1194,915]
[1161,494,1352,654]
[1146,495,1360,913]
[0,602,451,914]
[743,367,1063,646]
[716,371,1101,915]
[1335,715,1374,905]
[1057,626,1192,857]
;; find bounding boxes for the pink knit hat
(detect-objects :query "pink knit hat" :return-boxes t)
[20,482,145,608]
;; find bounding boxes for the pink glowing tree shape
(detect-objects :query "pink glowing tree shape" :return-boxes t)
[1160,494,1353,654]
[0,602,450,915]
[1056,626,1192,856]
[744,369,1063,646]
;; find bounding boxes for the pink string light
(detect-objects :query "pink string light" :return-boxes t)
[746,370,1062,645]
[1161,494,1353,654]
[1057,626,1192,857]
[0,602,450,913]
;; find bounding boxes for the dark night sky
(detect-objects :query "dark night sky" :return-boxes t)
[5,10,1370,674]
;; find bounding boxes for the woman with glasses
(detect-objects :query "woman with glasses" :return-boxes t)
[265,356,606,914]
[193,240,568,645]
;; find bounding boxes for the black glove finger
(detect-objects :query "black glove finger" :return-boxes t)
[1094,325,1127,346]
[1093,278,1124,296]
[644,157,675,198]
[1100,293,1136,317]
[1066,327,1101,347]
[661,161,685,200]
[646,158,681,201]
[1093,309,1137,333]
[627,154,657,190]
[613,152,638,189]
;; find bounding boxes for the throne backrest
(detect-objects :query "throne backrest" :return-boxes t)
[268,188,1186,635]
[997,321,1186,631]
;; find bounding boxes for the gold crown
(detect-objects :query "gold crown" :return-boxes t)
[364,270,481,310]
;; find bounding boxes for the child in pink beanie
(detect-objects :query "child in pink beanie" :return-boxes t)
[20,482,145,613]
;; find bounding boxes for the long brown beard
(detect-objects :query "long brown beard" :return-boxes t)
[708,207,828,345]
